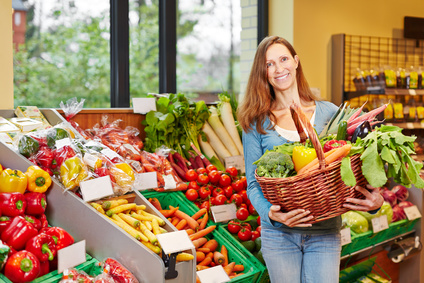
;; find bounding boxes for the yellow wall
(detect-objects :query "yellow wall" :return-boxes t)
[270,0,424,102]
[0,0,13,109]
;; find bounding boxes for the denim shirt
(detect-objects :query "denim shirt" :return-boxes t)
[243,100,342,234]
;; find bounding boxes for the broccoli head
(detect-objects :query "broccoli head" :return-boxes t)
[254,151,295,178]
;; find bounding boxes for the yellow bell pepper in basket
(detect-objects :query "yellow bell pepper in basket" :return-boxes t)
[292,146,317,172]
[25,165,52,193]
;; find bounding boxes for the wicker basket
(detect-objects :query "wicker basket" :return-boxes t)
[255,103,367,224]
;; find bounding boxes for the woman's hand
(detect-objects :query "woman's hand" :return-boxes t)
[269,205,313,227]
[343,184,384,211]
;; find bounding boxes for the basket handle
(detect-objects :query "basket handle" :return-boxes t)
[289,103,326,170]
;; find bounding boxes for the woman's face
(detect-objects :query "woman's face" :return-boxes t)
[265,43,299,93]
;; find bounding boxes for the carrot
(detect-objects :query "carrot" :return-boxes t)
[192,208,207,220]
[192,237,208,249]
[171,206,199,230]
[171,217,180,227]
[185,228,195,235]
[196,247,210,253]
[202,239,218,252]
[175,219,187,230]
[233,264,244,272]
[197,256,212,266]
[190,225,216,241]
[299,144,352,174]
[197,218,203,224]
[297,148,337,175]
[199,213,208,230]
[159,206,179,218]
[223,262,236,275]
[196,251,206,263]
[229,273,243,279]
[213,251,225,265]
[196,265,209,271]
[148,198,162,210]
[220,244,229,266]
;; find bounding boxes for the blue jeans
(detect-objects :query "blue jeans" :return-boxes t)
[261,227,341,283]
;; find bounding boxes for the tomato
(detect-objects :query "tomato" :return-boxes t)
[197,173,210,185]
[219,174,232,187]
[196,167,207,175]
[200,200,210,211]
[236,207,249,221]
[231,179,244,193]
[227,220,241,234]
[241,222,252,231]
[223,186,234,199]
[230,193,243,207]
[225,166,238,178]
[239,203,248,210]
[237,227,252,241]
[208,170,221,185]
[256,225,261,235]
[185,169,198,182]
[213,194,228,206]
[206,164,217,173]
[257,216,261,226]
[185,189,198,202]
[199,186,211,199]
[239,176,247,189]
[248,204,258,216]
[245,197,252,206]
[212,187,225,198]
[188,181,200,191]
[251,230,260,241]
[239,190,248,203]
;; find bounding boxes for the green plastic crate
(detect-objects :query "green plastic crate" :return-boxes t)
[341,219,418,257]
[0,254,97,283]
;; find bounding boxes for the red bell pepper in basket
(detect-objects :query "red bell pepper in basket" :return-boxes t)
[0,192,27,217]
[38,214,49,230]
[25,233,57,262]
[0,216,12,234]
[24,192,47,216]
[23,215,42,231]
[323,140,347,153]
[4,250,40,283]
[41,227,74,250]
[1,216,38,250]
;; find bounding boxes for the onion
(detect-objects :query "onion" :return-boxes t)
[392,205,407,222]
[382,189,397,207]
[391,185,409,202]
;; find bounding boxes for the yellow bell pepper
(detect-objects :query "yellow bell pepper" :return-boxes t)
[60,156,89,191]
[292,146,317,172]
[0,163,3,174]
[114,163,135,181]
[0,168,28,194]
[25,165,52,193]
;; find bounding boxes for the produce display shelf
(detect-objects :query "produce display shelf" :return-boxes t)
[140,190,264,283]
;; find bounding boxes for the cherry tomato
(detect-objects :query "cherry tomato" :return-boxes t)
[185,169,198,182]
[257,216,261,226]
[223,186,234,199]
[239,190,248,203]
[239,176,247,189]
[212,187,225,198]
[199,186,212,199]
[230,193,243,207]
[248,204,258,216]
[236,207,249,221]
[256,226,261,235]
[225,166,238,178]
[185,189,198,202]
[188,181,200,191]
[237,227,252,241]
[251,230,260,241]
[200,200,210,211]
[231,179,244,193]
[242,222,252,231]
[214,194,228,206]
[206,164,217,173]
[196,167,207,175]
[219,174,232,187]
[197,173,210,185]
[245,197,252,206]
[239,203,248,210]
[227,220,241,234]
[208,170,221,185]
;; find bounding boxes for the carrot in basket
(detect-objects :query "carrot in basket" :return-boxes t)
[192,208,207,220]
[171,206,199,230]
[223,262,236,275]
[297,148,337,175]
[190,225,216,241]
[196,265,209,271]
[185,228,195,235]
[197,255,212,266]
[233,264,244,272]
[196,247,210,253]
[220,244,229,266]
[192,237,208,249]
[159,206,179,218]
[199,213,209,230]
[196,251,206,263]
[213,251,226,265]
[171,217,180,227]
[202,239,218,252]
[175,219,187,230]
[148,198,162,210]
[298,144,352,175]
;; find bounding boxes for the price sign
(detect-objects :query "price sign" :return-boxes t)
[197,265,230,283]
[340,228,352,246]
[55,138,72,149]
[406,122,414,129]
[80,176,114,202]
[404,205,422,221]
[371,215,389,233]
[409,89,417,95]
[134,172,158,191]
[224,155,245,173]
[163,174,177,190]
[157,230,194,254]
[58,240,86,273]
[132,97,157,114]
[210,203,237,223]
[101,148,122,160]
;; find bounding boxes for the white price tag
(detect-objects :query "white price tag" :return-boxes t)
[163,174,177,190]
[132,97,157,114]
[57,240,86,273]
[211,203,237,223]
[134,172,158,191]
[224,155,245,174]
[406,122,414,129]
[404,205,422,220]
[55,138,72,149]
[156,230,194,254]
[409,89,417,95]
[80,176,114,202]
[123,143,140,154]
[340,227,352,246]
[101,148,122,160]
[371,215,389,233]
[197,265,230,283]
[83,153,101,169]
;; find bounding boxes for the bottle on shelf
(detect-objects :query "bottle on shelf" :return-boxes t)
[384,96,394,123]
[417,97,424,121]
[407,97,417,122]
[393,97,404,122]
[403,95,410,121]
[418,66,423,89]
[396,67,406,89]
[409,66,418,89]
[384,66,397,88]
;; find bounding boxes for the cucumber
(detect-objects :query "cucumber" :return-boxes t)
[336,120,348,140]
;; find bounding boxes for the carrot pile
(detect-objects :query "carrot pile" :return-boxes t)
[149,197,245,280]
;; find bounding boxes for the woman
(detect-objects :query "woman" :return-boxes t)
[237,36,383,282]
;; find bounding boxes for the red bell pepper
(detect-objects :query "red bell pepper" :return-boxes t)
[24,192,47,216]
[1,216,38,250]
[38,214,49,230]
[0,192,27,217]
[0,216,12,234]
[41,227,74,250]
[25,233,57,262]
[35,146,56,169]
[39,260,50,277]
[53,145,76,168]
[323,140,347,153]
[4,250,41,283]
[24,215,42,231]
[105,257,139,283]
[94,167,116,182]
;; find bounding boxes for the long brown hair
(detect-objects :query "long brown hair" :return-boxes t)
[237,36,319,134]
